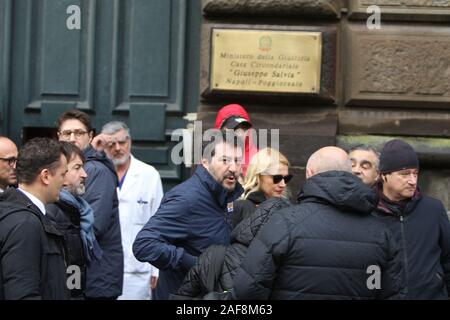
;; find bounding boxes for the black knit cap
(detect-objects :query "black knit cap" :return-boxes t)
[379,139,419,174]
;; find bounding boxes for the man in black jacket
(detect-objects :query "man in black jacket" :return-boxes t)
[46,141,101,299]
[56,109,123,299]
[233,146,405,300]
[374,139,450,299]
[0,138,68,299]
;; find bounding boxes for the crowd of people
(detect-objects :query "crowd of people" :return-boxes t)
[0,104,449,300]
[0,110,162,300]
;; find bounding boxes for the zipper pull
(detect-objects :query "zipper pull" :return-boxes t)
[400,215,404,222]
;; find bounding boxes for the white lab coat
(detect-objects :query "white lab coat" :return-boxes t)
[117,155,163,300]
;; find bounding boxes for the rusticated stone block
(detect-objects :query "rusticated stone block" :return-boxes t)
[338,109,450,138]
[344,24,450,109]
[348,0,450,22]
[337,134,450,167]
[200,23,338,104]
[203,0,343,19]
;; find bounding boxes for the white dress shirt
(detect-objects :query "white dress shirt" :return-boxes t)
[18,188,46,215]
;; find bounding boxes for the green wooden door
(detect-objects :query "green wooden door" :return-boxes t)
[0,0,200,190]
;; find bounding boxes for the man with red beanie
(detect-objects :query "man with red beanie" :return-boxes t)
[374,139,450,299]
[214,104,258,177]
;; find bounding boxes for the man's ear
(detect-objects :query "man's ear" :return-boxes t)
[306,167,314,179]
[201,158,209,170]
[40,168,51,186]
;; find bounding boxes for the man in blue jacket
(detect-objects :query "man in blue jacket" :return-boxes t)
[373,139,450,299]
[133,130,244,299]
[56,110,124,299]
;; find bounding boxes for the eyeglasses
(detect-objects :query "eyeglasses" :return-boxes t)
[58,129,88,139]
[0,157,17,166]
[272,174,293,184]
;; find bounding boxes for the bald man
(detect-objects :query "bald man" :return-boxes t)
[233,146,404,300]
[0,137,18,192]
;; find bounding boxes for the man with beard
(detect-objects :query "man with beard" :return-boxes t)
[99,121,163,300]
[46,141,101,299]
[0,136,18,192]
[56,109,123,299]
[133,130,244,299]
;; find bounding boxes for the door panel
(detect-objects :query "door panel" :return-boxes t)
[3,0,201,189]
[0,0,12,134]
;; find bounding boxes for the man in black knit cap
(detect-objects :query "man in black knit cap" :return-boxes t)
[373,139,450,299]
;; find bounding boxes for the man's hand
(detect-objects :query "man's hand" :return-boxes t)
[150,276,158,290]
[91,133,112,152]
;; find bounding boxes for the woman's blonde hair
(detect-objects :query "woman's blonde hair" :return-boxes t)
[242,147,290,199]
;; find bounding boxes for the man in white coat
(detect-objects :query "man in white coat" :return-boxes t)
[99,121,163,300]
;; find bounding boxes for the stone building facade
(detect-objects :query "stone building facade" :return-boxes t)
[196,0,450,210]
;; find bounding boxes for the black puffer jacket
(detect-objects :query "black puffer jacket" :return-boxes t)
[231,191,267,229]
[373,184,450,299]
[0,189,69,300]
[176,197,291,298]
[233,171,405,300]
[46,200,86,299]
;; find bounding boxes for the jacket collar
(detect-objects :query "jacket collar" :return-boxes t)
[298,171,377,215]
[17,188,46,215]
[1,188,43,217]
[0,188,63,236]
[194,165,243,208]
[232,197,291,245]
[374,182,422,216]
[246,191,267,205]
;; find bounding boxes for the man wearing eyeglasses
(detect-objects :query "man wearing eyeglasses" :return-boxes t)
[373,139,450,299]
[0,137,18,192]
[99,121,163,300]
[56,109,124,300]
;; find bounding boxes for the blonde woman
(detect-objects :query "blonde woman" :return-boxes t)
[232,148,292,228]
[174,148,292,299]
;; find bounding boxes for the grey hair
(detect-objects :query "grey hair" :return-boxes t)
[101,121,131,138]
[348,144,380,169]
